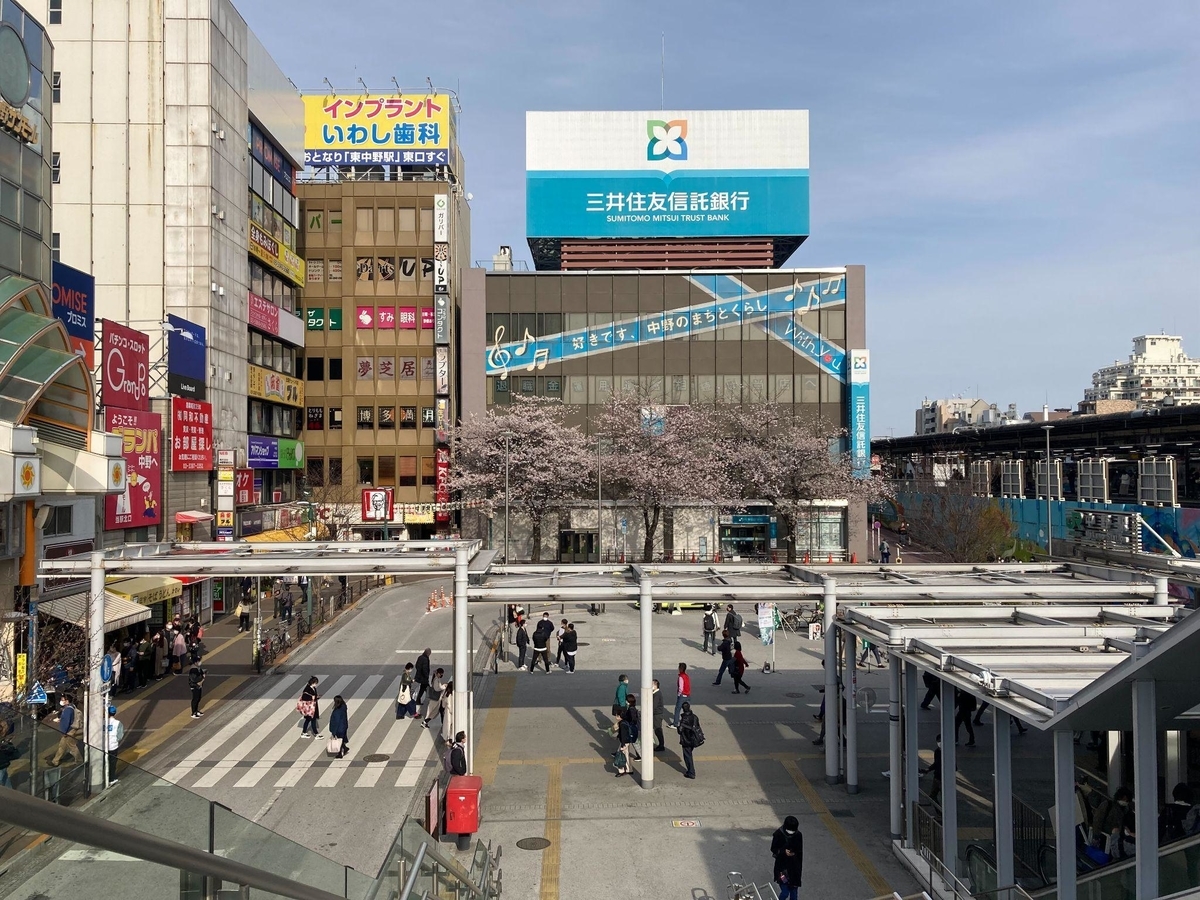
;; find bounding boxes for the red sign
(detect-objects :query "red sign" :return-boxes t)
[235,468,254,505]
[248,291,280,335]
[398,306,417,329]
[104,407,162,530]
[101,320,150,410]
[377,307,396,329]
[420,306,434,329]
[171,397,214,471]
[361,487,395,522]
[435,448,450,523]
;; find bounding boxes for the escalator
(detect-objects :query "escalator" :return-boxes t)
[1029,831,1200,900]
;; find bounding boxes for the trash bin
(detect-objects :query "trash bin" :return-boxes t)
[444,774,482,850]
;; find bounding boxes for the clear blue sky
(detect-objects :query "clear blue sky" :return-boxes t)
[245,1,1199,437]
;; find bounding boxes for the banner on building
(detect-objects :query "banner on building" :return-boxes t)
[849,350,870,479]
[247,436,304,470]
[433,194,449,242]
[421,306,434,330]
[101,320,150,410]
[248,364,304,408]
[104,407,162,530]
[171,397,214,471]
[435,346,450,395]
[302,93,454,167]
[51,261,96,367]
[235,468,254,505]
[434,295,450,345]
[166,314,207,401]
[361,487,395,523]
[249,221,305,285]
[435,448,450,524]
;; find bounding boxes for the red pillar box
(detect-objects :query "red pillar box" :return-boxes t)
[445,774,482,850]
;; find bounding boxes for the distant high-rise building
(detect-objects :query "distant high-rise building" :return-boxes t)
[1085,335,1200,408]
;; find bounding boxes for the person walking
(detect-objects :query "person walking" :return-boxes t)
[701,605,718,654]
[671,663,691,728]
[973,700,1028,734]
[329,695,349,759]
[919,671,940,709]
[921,734,943,803]
[677,701,701,779]
[423,668,446,727]
[439,681,455,744]
[299,676,322,738]
[554,618,569,667]
[171,629,187,675]
[651,679,666,752]
[561,623,578,672]
[858,640,883,667]
[713,631,734,685]
[612,674,630,722]
[954,689,977,747]
[188,657,206,719]
[414,649,432,704]
[396,664,417,719]
[771,815,804,900]
[528,622,552,673]
[47,694,79,767]
[731,641,751,694]
[236,597,251,632]
[724,604,742,644]
[514,619,529,670]
[105,705,124,785]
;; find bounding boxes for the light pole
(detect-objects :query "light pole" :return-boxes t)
[503,431,511,564]
[1041,424,1054,558]
[596,433,603,564]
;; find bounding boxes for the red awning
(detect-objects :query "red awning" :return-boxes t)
[175,510,214,524]
[175,575,209,585]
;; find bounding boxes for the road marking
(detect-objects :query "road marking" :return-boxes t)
[474,675,515,785]
[317,676,400,787]
[59,849,140,862]
[780,757,890,896]
[272,674,359,788]
[124,674,254,765]
[539,761,563,900]
[161,675,302,782]
[356,714,419,788]
[252,789,285,823]
[393,649,454,654]
[395,727,435,787]
[233,674,347,789]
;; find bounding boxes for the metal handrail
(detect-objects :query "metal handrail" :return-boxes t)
[0,788,349,900]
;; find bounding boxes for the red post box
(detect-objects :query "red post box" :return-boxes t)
[445,774,482,850]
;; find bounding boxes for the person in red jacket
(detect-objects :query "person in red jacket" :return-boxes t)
[669,662,691,728]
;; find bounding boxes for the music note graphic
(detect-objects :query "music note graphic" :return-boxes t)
[510,328,535,359]
[486,325,511,380]
[822,275,843,296]
[525,347,549,372]
[782,277,802,304]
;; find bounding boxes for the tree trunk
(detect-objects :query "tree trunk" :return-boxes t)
[783,512,798,563]
[530,514,543,564]
[642,506,661,562]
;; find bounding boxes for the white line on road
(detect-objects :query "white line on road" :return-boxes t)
[316,676,400,788]
[233,674,345,789]
[393,649,454,654]
[395,727,435,787]
[59,849,140,862]
[272,674,362,788]
[355,711,421,788]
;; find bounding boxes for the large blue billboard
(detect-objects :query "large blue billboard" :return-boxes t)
[166,314,206,401]
[50,261,96,368]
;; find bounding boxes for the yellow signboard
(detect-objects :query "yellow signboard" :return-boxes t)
[16,652,26,690]
[249,221,305,285]
[248,364,305,409]
[217,510,234,527]
[302,94,453,166]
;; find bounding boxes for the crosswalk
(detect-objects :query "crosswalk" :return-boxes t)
[162,673,444,790]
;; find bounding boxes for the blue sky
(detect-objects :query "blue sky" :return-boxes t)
[245,1,1199,436]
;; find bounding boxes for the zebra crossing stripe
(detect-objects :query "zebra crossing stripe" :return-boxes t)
[315,677,402,788]
[396,728,435,787]
[355,713,419,788]
[272,674,363,788]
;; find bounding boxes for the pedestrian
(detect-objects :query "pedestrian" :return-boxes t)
[919,671,940,709]
[612,674,630,722]
[677,701,702,779]
[105,705,124,785]
[423,668,446,727]
[1161,783,1199,843]
[122,639,137,693]
[614,709,634,777]
[172,629,187,675]
[299,676,322,738]
[920,734,943,803]
[329,695,349,759]
[414,649,432,704]
[561,623,578,673]
[701,605,718,654]
[439,681,455,744]
[731,641,751,694]
[0,722,18,788]
[671,663,691,728]
[880,540,891,565]
[954,690,976,747]
[188,657,206,719]
[47,694,79,767]
[528,621,552,673]
[858,640,883,667]
[396,663,417,719]
[106,643,123,691]
[712,631,734,685]
[554,618,569,667]
[236,597,251,632]
[447,731,468,776]
[973,700,1028,734]
[514,619,529,669]
[623,695,642,760]
[137,633,152,687]
[771,815,804,900]
[724,604,742,643]
[650,680,666,751]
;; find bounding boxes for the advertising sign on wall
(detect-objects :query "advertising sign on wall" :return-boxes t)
[302,94,454,167]
[849,350,871,480]
[104,408,162,530]
[435,447,450,524]
[51,261,96,367]
[434,296,450,345]
[248,364,304,408]
[170,397,213,471]
[526,110,810,240]
[421,306,434,330]
[435,346,450,395]
[247,436,304,470]
[101,320,150,410]
[433,194,449,242]
[235,468,254,505]
[249,291,280,334]
[249,221,305,284]
[361,487,395,523]
[166,314,207,401]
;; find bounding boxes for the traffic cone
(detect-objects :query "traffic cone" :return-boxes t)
[691,552,697,563]
[804,553,810,564]
[827,553,833,564]
[850,552,857,564]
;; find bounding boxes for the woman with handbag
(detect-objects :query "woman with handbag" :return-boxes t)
[439,681,455,744]
[328,696,349,759]
[298,676,321,738]
[396,664,417,719]
[732,641,752,694]
[614,714,634,777]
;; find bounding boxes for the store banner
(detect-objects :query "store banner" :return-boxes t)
[435,346,450,395]
[247,436,304,469]
[235,468,254,505]
[248,364,304,408]
[240,510,264,536]
[377,306,396,329]
[104,407,162,530]
[433,194,449,242]
[171,397,214,471]
[249,220,305,284]
[421,306,434,330]
[849,350,870,479]
[435,448,450,524]
[434,295,450,345]
[398,306,417,329]
[166,314,207,401]
[302,93,454,167]
[101,320,150,410]
[51,261,96,367]
[249,291,280,334]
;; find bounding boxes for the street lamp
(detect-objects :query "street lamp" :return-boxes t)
[1041,424,1054,558]
[503,431,511,564]
[596,433,604,564]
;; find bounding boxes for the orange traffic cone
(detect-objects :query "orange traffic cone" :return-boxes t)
[804,553,810,564]
[691,552,697,563]
[850,552,857,563]
[827,553,833,564]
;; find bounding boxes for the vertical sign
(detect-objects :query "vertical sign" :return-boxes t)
[171,397,214,471]
[101,320,150,410]
[849,350,870,479]
[51,261,96,367]
[435,346,450,396]
[235,468,254,505]
[435,447,450,524]
[433,295,450,345]
[434,397,450,443]
[104,408,162,529]
[166,314,207,400]
[433,254,449,292]
[433,194,449,243]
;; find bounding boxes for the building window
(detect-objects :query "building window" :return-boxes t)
[49,0,62,23]
[329,358,342,380]
[357,406,374,429]
[41,505,72,537]
[399,456,417,487]
[51,232,60,262]
[357,457,374,485]
[399,406,417,429]
[421,406,434,427]
[50,153,60,183]
[51,72,61,103]
[306,456,324,487]
[421,456,436,486]
[329,407,343,430]
[378,406,396,429]
[329,457,342,485]
[306,356,324,381]
[378,455,396,486]
[306,406,324,430]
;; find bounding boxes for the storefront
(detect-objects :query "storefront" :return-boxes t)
[106,575,183,627]
[718,514,777,560]
[176,576,214,625]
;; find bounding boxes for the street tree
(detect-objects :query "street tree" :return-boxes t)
[449,394,592,562]
[899,478,1014,562]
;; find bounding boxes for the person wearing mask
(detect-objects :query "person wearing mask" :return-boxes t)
[731,641,752,694]
[136,634,152,688]
[1092,787,1133,851]
[514,619,529,670]
[299,676,322,738]
[701,605,719,654]
[771,815,804,900]
[623,694,641,760]
[615,706,635,777]
[47,695,79,767]
[560,623,578,673]
[438,680,455,744]
[651,680,666,752]
[188,657,206,719]
[448,731,468,776]
[677,701,702,780]
[612,674,630,722]
[171,629,187,675]
[329,696,349,759]
[414,649,432,705]
[528,617,553,673]
[423,668,446,727]
[920,734,943,804]
[672,663,691,728]
[724,604,742,643]
[713,631,735,685]
[236,598,251,633]
[554,618,569,668]
[396,663,417,719]
[105,705,125,785]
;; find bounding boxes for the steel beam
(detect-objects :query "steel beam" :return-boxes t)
[993,710,1015,887]
[1053,729,1077,900]
[888,655,901,835]
[824,578,839,785]
[941,684,958,877]
[903,661,919,848]
[1133,680,1158,899]
[639,579,654,790]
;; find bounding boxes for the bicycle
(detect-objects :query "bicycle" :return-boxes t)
[295,614,310,639]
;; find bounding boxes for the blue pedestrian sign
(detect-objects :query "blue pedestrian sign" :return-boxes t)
[620,518,628,533]
[99,655,113,683]
[28,681,47,704]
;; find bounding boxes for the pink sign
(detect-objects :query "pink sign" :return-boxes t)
[420,306,434,329]
[356,306,374,329]
[171,397,214,472]
[101,320,150,410]
[398,306,417,329]
[377,307,396,329]
[104,407,162,530]
[248,291,280,335]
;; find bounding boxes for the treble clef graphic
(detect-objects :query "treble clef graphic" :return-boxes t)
[487,325,511,380]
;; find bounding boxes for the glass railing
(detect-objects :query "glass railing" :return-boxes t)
[1032,831,1200,900]
[363,817,501,900]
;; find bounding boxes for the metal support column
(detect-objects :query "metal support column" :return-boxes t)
[843,632,858,794]
[639,578,654,790]
[941,682,958,877]
[888,656,902,839]
[1132,680,1159,900]
[1107,731,1124,793]
[1154,576,1169,606]
[1053,729,1078,900]
[904,662,919,848]
[823,577,839,785]
[1166,730,1186,793]
[88,552,106,792]
[993,710,1015,888]
[453,548,470,761]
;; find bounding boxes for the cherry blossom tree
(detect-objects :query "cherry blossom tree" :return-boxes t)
[449,394,593,562]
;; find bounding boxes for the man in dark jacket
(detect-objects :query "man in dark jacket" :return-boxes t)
[414,649,432,705]
[651,679,666,751]
[514,621,529,669]
[920,671,940,709]
[712,631,734,685]
[921,734,943,803]
[533,612,554,648]
[560,623,578,672]
[449,732,468,776]
[771,815,803,900]
[678,701,700,779]
[954,689,977,747]
[724,604,742,643]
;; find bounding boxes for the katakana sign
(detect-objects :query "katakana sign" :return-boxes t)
[303,93,454,167]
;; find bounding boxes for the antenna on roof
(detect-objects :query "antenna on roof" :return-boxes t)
[322,77,335,95]
[660,32,665,110]
[390,77,402,98]
[357,76,369,94]
[426,76,435,95]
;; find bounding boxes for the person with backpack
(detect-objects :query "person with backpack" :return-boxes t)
[445,731,467,777]
[724,604,742,643]
[328,695,349,759]
[677,701,702,779]
[713,631,735,685]
[396,663,417,719]
[731,641,751,694]
[188,658,206,719]
[771,815,804,900]
[701,606,718,654]
[414,649,432,704]
[514,619,529,669]
[423,668,446,727]
[105,705,125,785]
[560,623,578,673]
[1161,783,1199,843]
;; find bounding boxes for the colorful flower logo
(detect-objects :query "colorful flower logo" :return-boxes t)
[19,461,35,490]
[647,119,687,161]
[112,463,124,487]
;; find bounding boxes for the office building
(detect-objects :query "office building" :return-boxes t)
[1085,334,1200,408]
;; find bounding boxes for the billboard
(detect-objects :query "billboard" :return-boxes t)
[105,408,162,530]
[526,110,809,240]
[170,397,214,471]
[101,320,150,410]
[166,314,207,400]
[249,221,305,285]
[51,261,96,367]
[849,350,870,480]
[303,94,453,167]
[361,488,395,523]
[247,436,304,470]
[248,364,304,408]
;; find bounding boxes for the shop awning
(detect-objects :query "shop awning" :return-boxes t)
[106,575,183,606]
[244,526,314,543]
[175,575,210,585]
[176,510,214,524]
[40,591,151,631]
